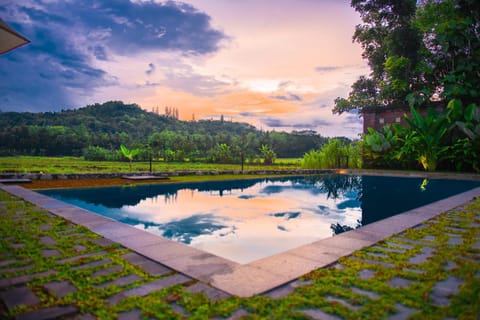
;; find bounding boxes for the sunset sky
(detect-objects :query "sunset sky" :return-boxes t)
[1,0,369,138]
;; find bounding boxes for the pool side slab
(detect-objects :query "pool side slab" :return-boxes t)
[1,181,480,298]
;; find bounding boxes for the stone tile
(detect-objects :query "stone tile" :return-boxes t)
[88,221,142,240]
[91,238,115,247]
[351,287,379,300]
[402,268,426,275]
[0,259,17,267]
[388,277,413,288]
[11,243,26,249]
[71,314,96,320]
[431,276,463,306]
[250,252,330,282]
[0,286,40,309]
[117,309,142,320]
[444,261,457,271]
[358,269,376,279]
[350,257,395,269]
[299,309,342,320]
[187,282,231,301]
[423,235,436,241]
[57,251,105,264]
[447,236,463,245]
[38,224,52,231]
[263,284,296,299]
[386,241,414,250]
[326,296,361,310]
[408,247,435,264]
[0,270,55,288]
[390,303,417,320]
[108,273,191,305]
[74,245,87,252]
[122,252,172,277]
[16,306,79,320]
[44,280,77,298]
[71,258,112,270]
[365,251,389,259]
[39,236,57,246]
[170,303,188,317]
[209,265,293,297]
[373,246,405,254]
[42,249,61,257]
[98,274,142,288]
[91,265,123,278]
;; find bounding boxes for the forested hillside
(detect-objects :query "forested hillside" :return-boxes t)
[0,101,335,161]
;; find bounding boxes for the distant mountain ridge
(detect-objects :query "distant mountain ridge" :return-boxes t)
[0,101,330,157]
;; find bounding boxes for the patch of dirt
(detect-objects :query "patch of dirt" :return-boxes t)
[24,178,173,189]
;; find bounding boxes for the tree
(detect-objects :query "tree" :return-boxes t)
[333,0,423,114]
[415,0,480,104]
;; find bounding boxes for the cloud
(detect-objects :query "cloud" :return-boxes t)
[315,65,343,73]
[0,0,226,111]
[262,116,333,129]
[145,63,156,75]
[270,93,302,101]
[161,63,230,96]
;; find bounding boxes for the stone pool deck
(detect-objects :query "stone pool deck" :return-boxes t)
[0,181,479,319]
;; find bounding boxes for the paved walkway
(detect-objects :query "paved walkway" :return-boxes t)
[0,188,479,319]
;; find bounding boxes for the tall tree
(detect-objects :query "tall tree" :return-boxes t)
[333,0,422,114]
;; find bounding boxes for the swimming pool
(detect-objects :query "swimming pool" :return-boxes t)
[39,175,480,263]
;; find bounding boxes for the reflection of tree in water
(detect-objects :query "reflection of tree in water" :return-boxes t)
[164,191,178,204]
[304,175,362,200]
[330,219,362,236]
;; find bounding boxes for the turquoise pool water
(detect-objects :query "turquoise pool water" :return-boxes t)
[40,175,480,263]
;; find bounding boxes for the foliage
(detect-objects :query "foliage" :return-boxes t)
[334,0,479,114]
[260,144,276,165]
[399,107,450,172]
[362,125,402,169]
[83,146,121,162]
[333,0,422,114]
[0,101,331,160]
[301,139,362,169]
[365,100,480,172]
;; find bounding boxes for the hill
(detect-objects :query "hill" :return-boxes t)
[0,101,331,159]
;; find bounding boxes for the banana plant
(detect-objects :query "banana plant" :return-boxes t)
[120,144,140,171]
[399,107,449,172]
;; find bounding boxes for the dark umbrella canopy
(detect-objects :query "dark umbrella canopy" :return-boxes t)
[0,18,30,54]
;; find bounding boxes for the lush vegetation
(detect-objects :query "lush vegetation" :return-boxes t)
[301,139,363,170]
[0,156,301,174]
[0,101,335,163]
[335,0,479,173]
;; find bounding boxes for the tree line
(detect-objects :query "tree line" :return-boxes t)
[333,0,479,173]
[0,101,340,163]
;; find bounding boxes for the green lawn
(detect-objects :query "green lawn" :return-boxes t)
[0,156,301,174]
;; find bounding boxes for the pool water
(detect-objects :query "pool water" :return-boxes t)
[39,175,480,263]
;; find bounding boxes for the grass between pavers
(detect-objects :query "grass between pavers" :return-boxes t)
[0,189,479,319]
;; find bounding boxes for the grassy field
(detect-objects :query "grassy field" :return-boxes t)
[0,156,302,174]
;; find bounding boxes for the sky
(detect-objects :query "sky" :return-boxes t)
[0,0,369,138]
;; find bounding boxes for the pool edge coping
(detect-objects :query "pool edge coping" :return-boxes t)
[1,175,479,297]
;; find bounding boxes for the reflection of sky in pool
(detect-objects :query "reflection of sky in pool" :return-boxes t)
[40,175,480,263]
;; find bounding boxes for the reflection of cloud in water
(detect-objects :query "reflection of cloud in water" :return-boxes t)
[336,199,361,210]
[270,211,301,220]
[159,214,231,244]
[238,195,256,200]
